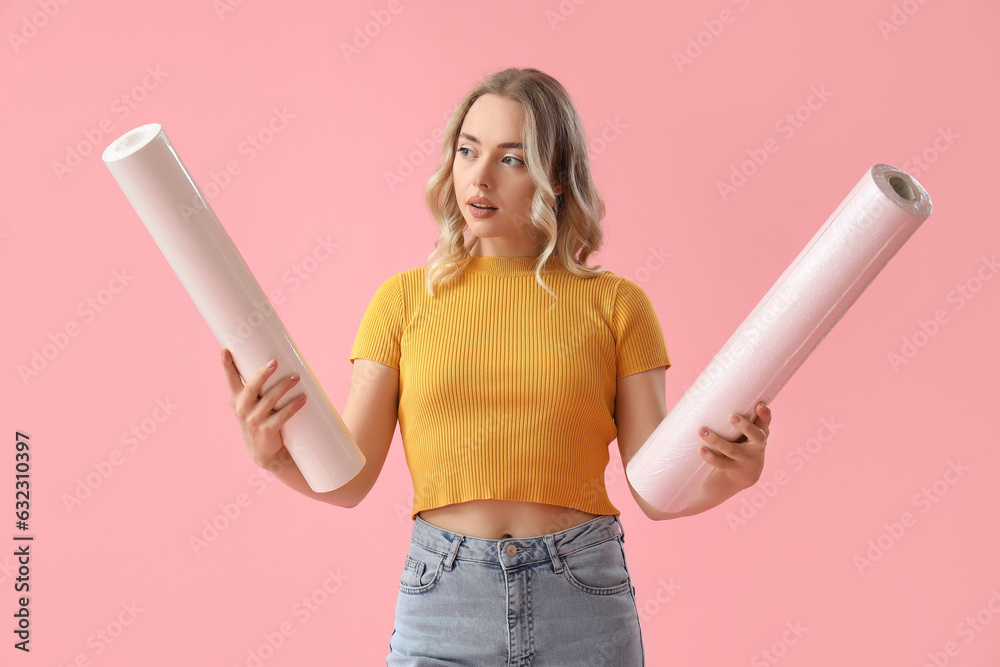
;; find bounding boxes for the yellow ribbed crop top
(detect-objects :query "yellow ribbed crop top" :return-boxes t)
[348,254,671,521]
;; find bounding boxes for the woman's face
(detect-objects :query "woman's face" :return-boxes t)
[452,94,560,257]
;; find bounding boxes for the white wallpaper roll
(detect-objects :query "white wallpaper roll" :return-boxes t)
[627,164,932,513]
[103,123,365,493]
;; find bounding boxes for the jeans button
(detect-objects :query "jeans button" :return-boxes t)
[504,544,517,557]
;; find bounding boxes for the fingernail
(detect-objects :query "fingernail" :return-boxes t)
[730,414,740,424]
[699,427,709,437]
[760,403,769,411]
[266,359,277,369]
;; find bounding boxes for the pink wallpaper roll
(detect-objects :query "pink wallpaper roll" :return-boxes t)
[627,164,933,513]
[102,123,365,493]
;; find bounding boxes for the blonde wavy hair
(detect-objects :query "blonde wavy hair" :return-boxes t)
[422,67,607,300]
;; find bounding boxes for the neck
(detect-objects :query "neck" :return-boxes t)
[469,237,546,258]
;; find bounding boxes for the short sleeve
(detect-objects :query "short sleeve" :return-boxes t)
[611,278,671,380]
[349,273,404,370]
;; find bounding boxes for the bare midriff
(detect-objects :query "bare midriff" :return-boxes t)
[417,499,604,539]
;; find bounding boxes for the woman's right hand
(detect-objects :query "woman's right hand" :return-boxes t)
[220,347,308,469]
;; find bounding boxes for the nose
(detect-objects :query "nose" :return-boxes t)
[468,157,494,190]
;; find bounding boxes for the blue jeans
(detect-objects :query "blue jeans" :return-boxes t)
[386,513,645,666]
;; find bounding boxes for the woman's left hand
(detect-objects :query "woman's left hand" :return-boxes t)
[698,402,772,490]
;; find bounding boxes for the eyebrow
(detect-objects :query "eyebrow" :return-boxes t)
[458,132,523,150]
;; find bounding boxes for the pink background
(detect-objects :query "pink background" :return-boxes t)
[3,0,998,665]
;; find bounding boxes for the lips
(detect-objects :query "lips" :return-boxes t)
[468,196,497,210]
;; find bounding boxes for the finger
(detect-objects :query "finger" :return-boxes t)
[245,357,281,403]
[257,386,308,432]
[727,412,753,444]
[699,426,740,459]
[754,402,772,438]
[250,370,304,422]
[221,348,248,400]
[246,393,307,465]
[730,412,768,447]
[699,441,738,470]
[231,355,279,417]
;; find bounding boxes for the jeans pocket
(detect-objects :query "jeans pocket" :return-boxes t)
[560,536,632,595]
[398,543,445,595]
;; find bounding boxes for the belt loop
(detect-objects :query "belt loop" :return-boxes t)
[443,535,463,571]
[543,534,563,574]
[616,515,625,544]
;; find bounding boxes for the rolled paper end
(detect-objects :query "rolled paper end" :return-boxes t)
[870,164,932,217]
[628,457,714,514]
[626,163,932,514]
[626,407,740,514]
[285,428,367,493]
[102,123,163,163]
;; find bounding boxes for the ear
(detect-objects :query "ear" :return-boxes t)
[552,182,564,196]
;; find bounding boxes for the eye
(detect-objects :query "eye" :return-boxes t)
[455,147,524,167]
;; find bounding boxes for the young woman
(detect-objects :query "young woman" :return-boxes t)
[221,67,772,666]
